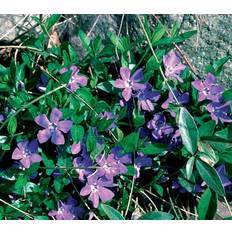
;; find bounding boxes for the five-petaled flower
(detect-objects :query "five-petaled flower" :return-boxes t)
[114,67,145,101]
[80,174,115,208]
[60,65,88,92]
[35,108,73,145]
[48,197,84,220]
[12,140,41,168]
[147,114,174,140]
[136,83,160,112]
[163,50,186,83]
[206,101,232,124]
[192,73,224,102]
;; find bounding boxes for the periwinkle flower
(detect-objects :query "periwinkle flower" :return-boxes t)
[216,165,232,188]
[163,50,186,83]
[136,83,160,112]
[192,73,224,102]
[36,74,49,92]
[71,142,81,155]
[99,111,117,130]
[95,152,131,180]
[114,67,146,101]
[147,114,174,140]
[48,197,84,220]
[80,174,115,208]
[162,90,189,117]
[35,108,73,145]
[73,148,93,181]
[135,152,152,178]
[12,140,41,169]
[60,65,88,92]
[0,114,4,122]
[206,102,232,124]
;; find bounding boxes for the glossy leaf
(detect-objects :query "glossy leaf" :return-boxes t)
[138,211,174,220]
[100,204,125,220]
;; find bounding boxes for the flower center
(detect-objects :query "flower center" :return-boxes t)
[124,79,133,88]
[90,184,99,193]
[57,207,64,215]
[49,122,57,132]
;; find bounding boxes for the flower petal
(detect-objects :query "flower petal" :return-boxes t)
[122,88,132,102]
[89,192,100,208]
[50,108,63,123]
[57,120,73,133]
[51,130,65,145]
[131,68,144,82]
[71,142,81,155]
[35,114,50,128]
[29,154,42,163]
[80,185,91,196]
[37,129,52,144]
[98,187,115,203]
[28,140,39,153]
[120,67,131,80]
[114,79,125,89]
[20,157,31,168]
[12,148,23,160]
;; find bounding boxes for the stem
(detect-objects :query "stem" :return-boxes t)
[224,196,232,217]
[137,15,181,106]
[0,198,34,219]
[0,84,66,132]
[124,175,135,217]
[140,190,158,211]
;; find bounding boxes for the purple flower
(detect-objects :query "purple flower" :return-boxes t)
[206,102,232,124]
[95,152,131,180]
[35,108,73,145]
[169,129,182,147]
[36,74,49,92]
[136,83,160,112]
[216,165,232,188]
[48,197,84,220]
[80,174,115,208]
[71,142,81,155]
[114,67,146,101]
[73,148,93,181]
[163,50,186,83]
[147,114,174,140]
[0,114,4,122]
[12,140,41,168]
[60,65,88,92]
[192,73,224,102]
[135,152,152,178]
[99,111,117,130]
[162,90,189,117]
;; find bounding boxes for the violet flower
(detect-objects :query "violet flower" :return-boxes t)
[12,140,41,169]
[80,174,115,208]
[162,90,189,117]
[163,50,186,83]
[136,83,160,112]
[0,114,4,122]
[216,165,232,188]
[35,108,73,145]
[71,142,81,155]
[147,114,174,140]
[73,148,93,181]
[192,73,224,102]
[36,74,49,92]
[60,65,88,92]
[135,152,152,178]
[114,67,146,101]
[99,111,117,130]
[48,197,84,220]
[206,102,232,124]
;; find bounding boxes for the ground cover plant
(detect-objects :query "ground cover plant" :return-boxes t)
[0,14,232,220]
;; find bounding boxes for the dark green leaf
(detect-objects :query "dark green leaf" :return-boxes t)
[140,143,167,155]
[196,159,225,196]
[219,148,232,164]
[138,211,174,220]
[71,125,84,143]
[100,204,125,220]
[121,133,139,153]
[7,116,17,135]
[186,156,195,179]
[179,107,199,155]
[197,188,218,220]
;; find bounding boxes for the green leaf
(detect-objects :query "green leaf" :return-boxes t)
[199,120,216,137]
[223,88,232,102]
[41,152,55,175]
[121,132,139,153]
[71,125,84,143]
[213,56,230,75]
[7,116,17,135]
[44,14,61,31]
[140,143,167,155]
[100,204,125,220]
[179,107,199,155]
[196,159,225,196]
[186,156,195,179]
[0,83,10,92]
[197,188,218,220]
[138,211,174,220]
[79,30,91,52]
[86,127,97,153]
[218,148,232,164]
